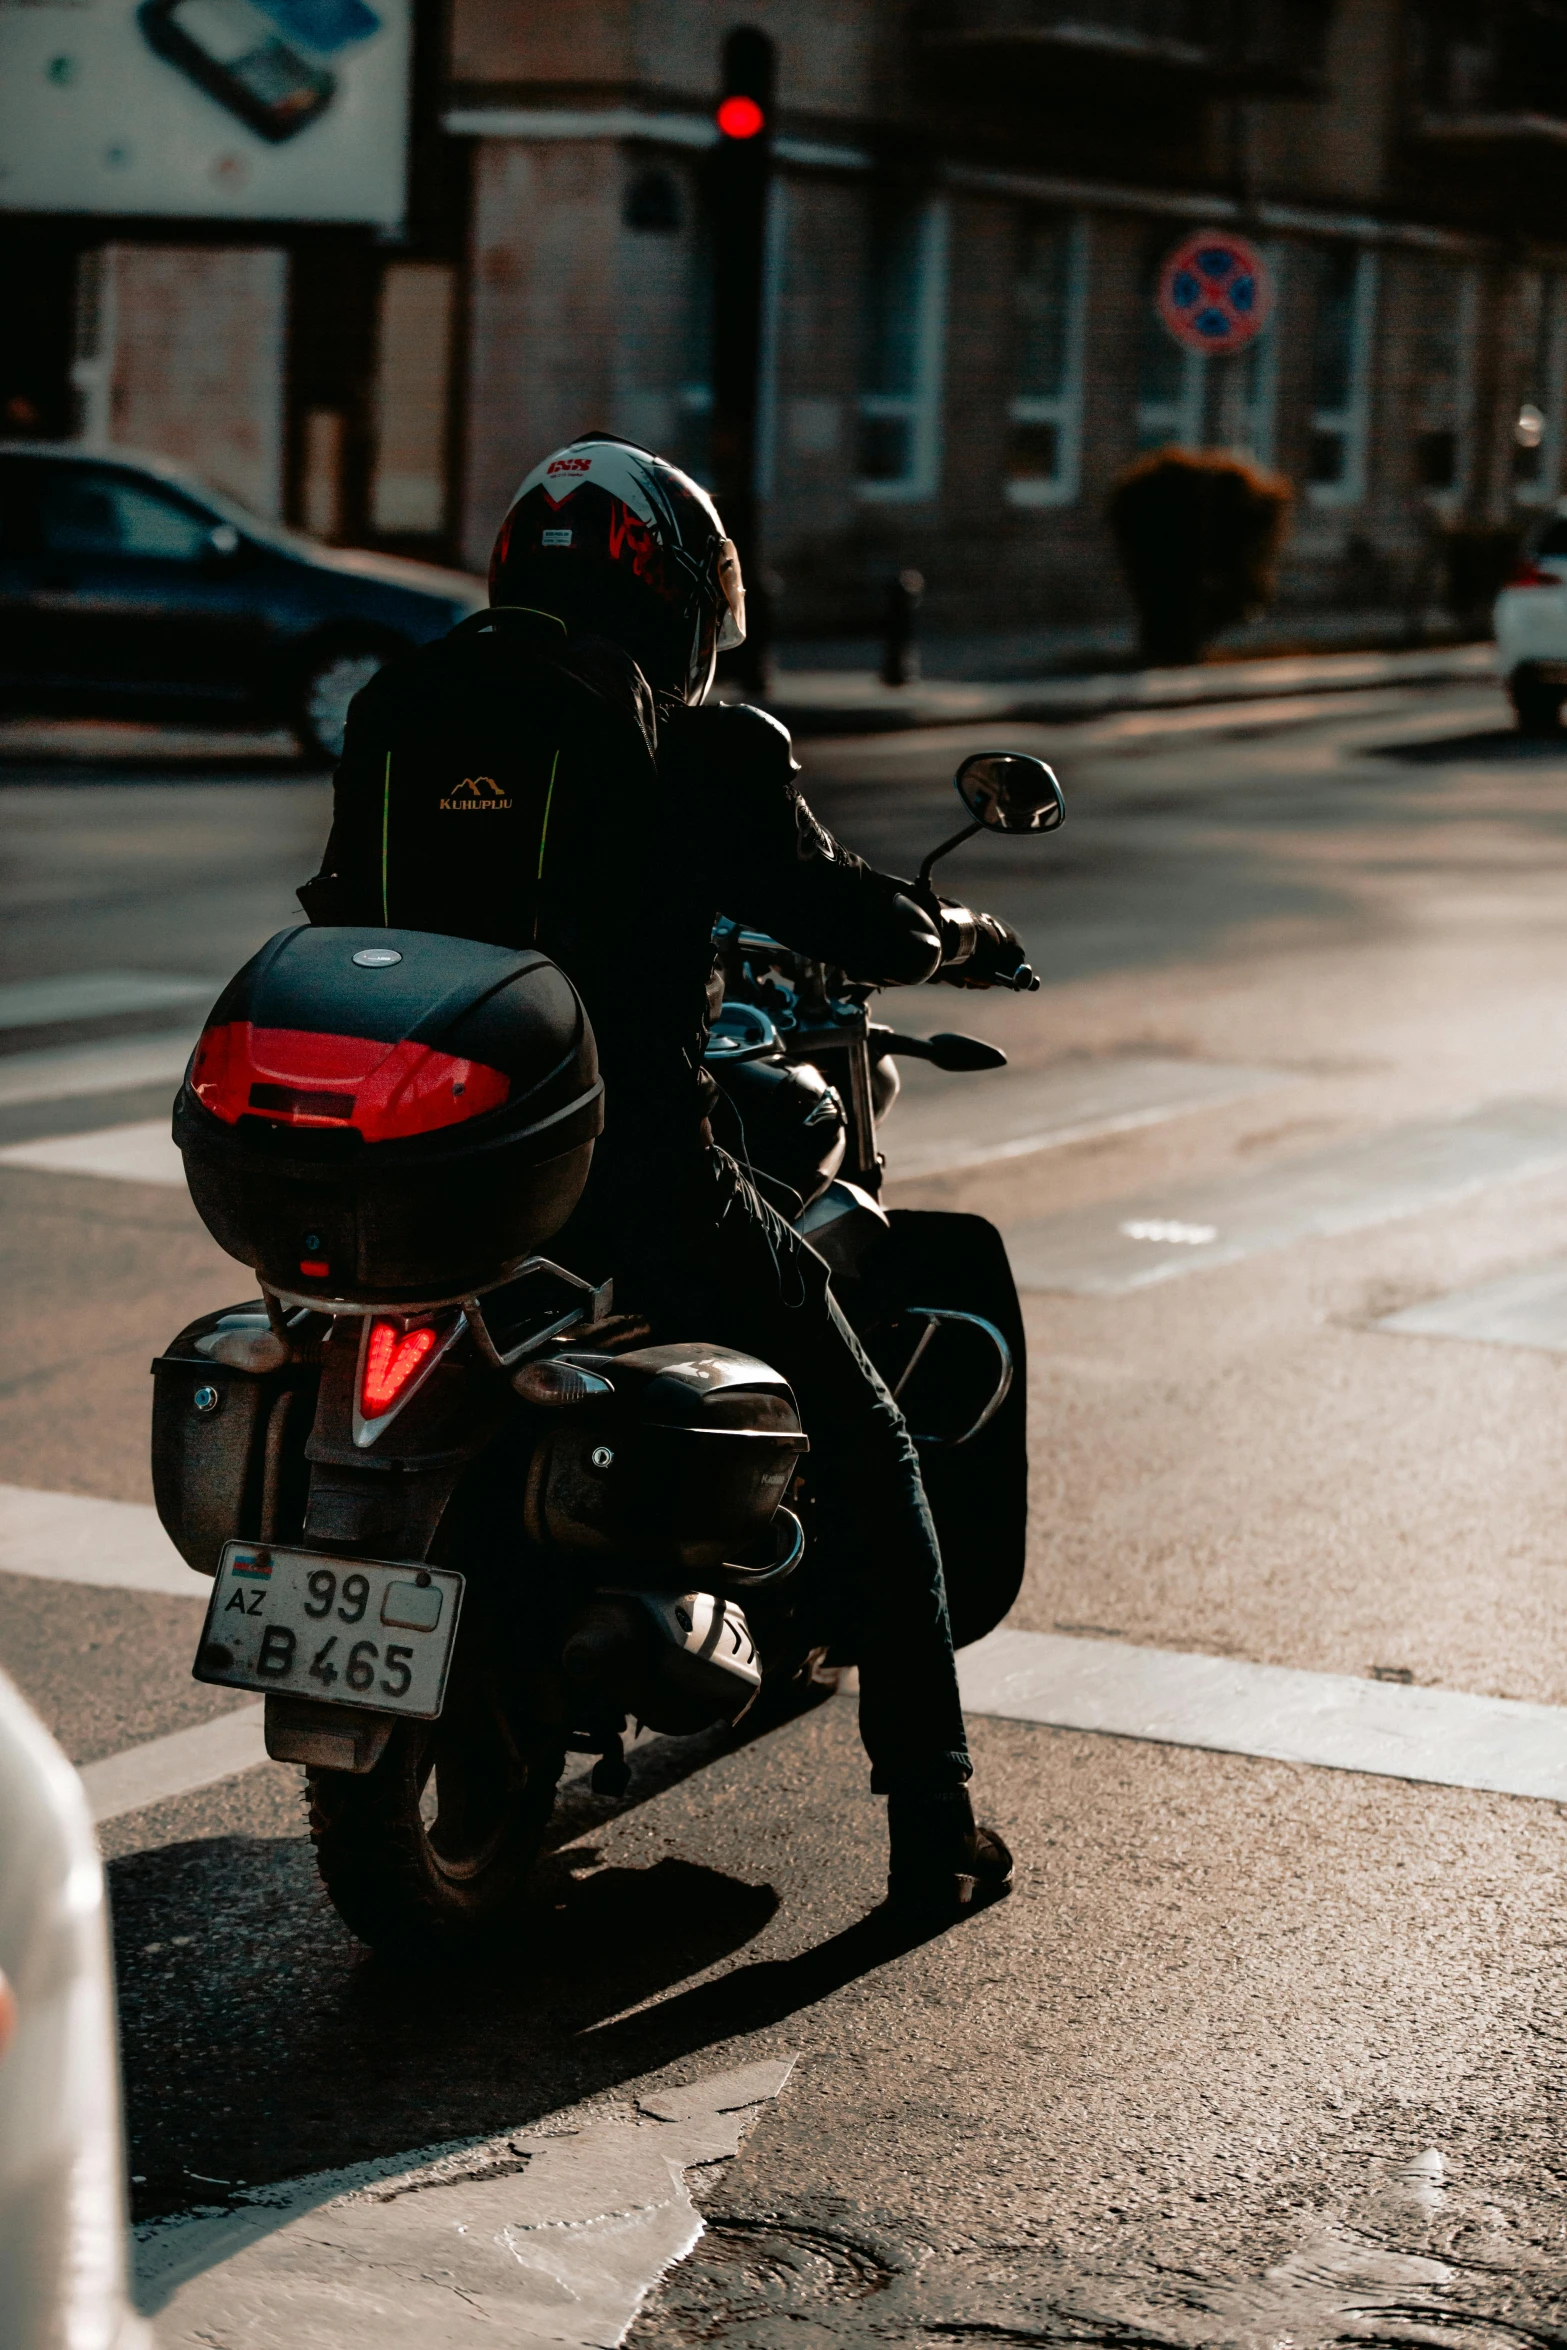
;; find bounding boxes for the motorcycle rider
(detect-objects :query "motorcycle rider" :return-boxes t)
[300,434,1030,1922]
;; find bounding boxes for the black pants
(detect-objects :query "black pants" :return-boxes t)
[607,1149,973,1794]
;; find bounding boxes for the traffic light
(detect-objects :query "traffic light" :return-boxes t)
[708,27,775,692]
[716,93,766,141]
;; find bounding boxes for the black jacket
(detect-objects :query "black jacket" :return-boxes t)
[302,607,941,1231]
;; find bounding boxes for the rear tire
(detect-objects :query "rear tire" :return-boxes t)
[1511,670,1564,737]
[307,1668,559,1963]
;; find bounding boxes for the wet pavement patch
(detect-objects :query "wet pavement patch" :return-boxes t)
[137,2058,797,2349]
[629,2153,1567,2348]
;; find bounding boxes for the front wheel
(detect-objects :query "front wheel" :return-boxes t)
[294,638,393,763]
[307,1672,559,1962]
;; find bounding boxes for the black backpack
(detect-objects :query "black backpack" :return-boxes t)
[299,608,660,960]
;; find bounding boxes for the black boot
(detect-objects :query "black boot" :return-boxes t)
[885,1787,1014,1924]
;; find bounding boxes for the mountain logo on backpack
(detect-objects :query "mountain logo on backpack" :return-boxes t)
[439,775,514,812]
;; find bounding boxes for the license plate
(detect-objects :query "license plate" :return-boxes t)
[193,1542,464,1720]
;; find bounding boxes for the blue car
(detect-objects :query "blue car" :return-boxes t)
[0,443,486,760]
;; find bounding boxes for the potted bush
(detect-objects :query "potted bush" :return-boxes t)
[1108,448,1293,669]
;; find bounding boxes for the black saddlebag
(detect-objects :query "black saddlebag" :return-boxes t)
[523,1343,807,1573]
[151,1304,319,1575]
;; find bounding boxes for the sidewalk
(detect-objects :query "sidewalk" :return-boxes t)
[760,639,1498,736]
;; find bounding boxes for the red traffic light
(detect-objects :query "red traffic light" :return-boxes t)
[716,94,765,140]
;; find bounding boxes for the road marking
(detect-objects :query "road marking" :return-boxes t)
[0,1028,198,1110]
[0,972,215,1032]
[83,1707,655,1829]
[885,1056,1286,1179]
[960,1627,1567,1801]
[1004,1098,1567,1293]
[136,2057,796,2348]
[83,1705,269,1825]
[0,1483,207,1599]
[0,1485,647,1825]
[0,1118,185,1186]
[1376,1255,1567,1353]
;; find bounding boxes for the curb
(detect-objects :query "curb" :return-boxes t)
[762,640,1497,736]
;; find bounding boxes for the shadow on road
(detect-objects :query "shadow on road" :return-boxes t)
[1366,727,1567,766]
[110,1688,917,2224]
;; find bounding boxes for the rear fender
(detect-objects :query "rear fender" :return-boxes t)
[300,1312,508,1557]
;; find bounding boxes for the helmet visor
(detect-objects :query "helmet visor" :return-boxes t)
[715,537,747,650]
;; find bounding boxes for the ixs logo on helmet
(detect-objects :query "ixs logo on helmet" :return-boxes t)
[439,776,513,812]
[547,457,592,476]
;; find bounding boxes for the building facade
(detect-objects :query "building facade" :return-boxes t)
[8,0,1567,645]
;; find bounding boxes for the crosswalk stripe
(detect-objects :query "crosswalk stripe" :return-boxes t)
[1375,1256,1567,1353]
[0,1029,199,1110]
[1004,1098,1567,1293]
[0,1120,185,1187]
[884,1056,1285,1179]
[0,972,216,1032]
[0,1484,206,1599]
[960,1628,1567,1801]
[82,1705,269,1825]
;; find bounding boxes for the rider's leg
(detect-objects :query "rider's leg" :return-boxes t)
[698,1150,970,1790]
[605,1148,1012,1914]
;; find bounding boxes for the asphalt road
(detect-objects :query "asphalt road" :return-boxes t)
[10,684,1567,2345]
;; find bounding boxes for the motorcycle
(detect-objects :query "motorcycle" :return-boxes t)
[151,749,1064,1958]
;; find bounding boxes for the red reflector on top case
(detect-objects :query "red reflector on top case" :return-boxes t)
[361,1322,438,1417]
[191,1024,509,1141]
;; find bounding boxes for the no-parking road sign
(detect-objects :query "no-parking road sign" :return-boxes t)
[1157,231,1274,356]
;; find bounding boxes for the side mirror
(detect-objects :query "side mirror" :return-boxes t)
[954,752,1065,835]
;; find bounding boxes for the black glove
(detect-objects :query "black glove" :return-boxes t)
[938,905,1039,991]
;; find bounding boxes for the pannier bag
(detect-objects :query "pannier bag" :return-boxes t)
[524,1343,807,1572]
[174,926,602,1306]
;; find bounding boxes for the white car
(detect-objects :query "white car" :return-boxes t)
[0,1668,148,2350]
[1494,506,1567,732]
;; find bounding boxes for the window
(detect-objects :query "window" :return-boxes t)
[857,198,949,502]
[1405,259,1478,505]
[371,263,455,538]
[1136,236,1205,454]
[1512,269,1567,509]
[1006,215,1088,508]
[33,466,213,560]
[1307,247,1377,506]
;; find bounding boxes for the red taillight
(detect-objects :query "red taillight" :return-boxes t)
[1508,559,1561,589]
[361,1322,438,1418]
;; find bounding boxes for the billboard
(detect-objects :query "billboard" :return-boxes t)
[0,0,411,225]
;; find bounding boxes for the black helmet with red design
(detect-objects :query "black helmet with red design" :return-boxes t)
[489,434,745,704]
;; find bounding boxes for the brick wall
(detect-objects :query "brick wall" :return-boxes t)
[463,139,622,568]
[104,245,287,518]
